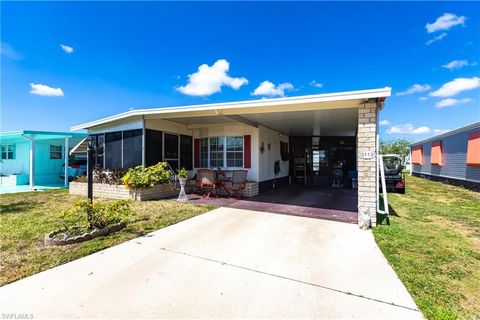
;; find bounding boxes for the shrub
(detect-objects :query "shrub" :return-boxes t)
[73,167,126,185]
[122,162,172,189]
[62,199,134,230]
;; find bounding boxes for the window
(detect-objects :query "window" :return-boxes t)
[50,145,62,159]
[123,129,142,168]
[180,135,193,170]
[430,141,443,166]
[1,144,15,160]
[145,129,162,167]
[197,136,244,168]
[467,131,480,166]
[412,146,423,165]
[91,134,105,168]
[226,136,243,167]
[164,133,179,159]
[209,137,224,168]
[105,132,122,169]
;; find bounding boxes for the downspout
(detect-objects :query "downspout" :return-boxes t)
[376,110,389,215]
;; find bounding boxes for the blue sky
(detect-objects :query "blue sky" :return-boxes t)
[1,2,479,141]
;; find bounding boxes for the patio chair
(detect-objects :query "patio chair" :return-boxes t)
[224,170,248,198]
[198,169,217,198]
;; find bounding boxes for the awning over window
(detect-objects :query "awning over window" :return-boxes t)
[431,141,443,166]
[467,131,480,166]
[412,146,423,165]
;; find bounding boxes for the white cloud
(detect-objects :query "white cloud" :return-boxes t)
[442,60,469,70]
[426,32,447,45]
[419,96,429,101]
[433,129,449,134]
[435,98,473,108]
[396,84,431,96]
[252,81,294,98]
[425,13,466,33]
[379,120,391,126]
[386,124,430,135]
[29,83,64,97]
[309,80,323,88]
[429,77,480,97]
[176,59,248,96]
[1,42,21,60]
[60,44,74,54]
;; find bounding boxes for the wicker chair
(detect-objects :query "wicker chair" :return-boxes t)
[224,170,248,198]
[197,169,217,198]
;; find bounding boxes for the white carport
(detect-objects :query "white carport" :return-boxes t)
[72,87,391,226]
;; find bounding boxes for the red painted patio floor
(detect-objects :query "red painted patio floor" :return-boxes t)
[187,185,358,224]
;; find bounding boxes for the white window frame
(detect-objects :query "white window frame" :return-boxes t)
[225,136,244,169]
[0,144,15,160]
[198,136,244,169]
[49,144,63,160]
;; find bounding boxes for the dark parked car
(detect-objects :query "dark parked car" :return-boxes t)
[379,154,406,194]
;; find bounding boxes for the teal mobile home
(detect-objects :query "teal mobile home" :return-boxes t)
[0,130,86,189]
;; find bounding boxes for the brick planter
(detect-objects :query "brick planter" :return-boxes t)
[69,182,176,200]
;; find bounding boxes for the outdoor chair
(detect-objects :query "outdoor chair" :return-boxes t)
[224,170,248,198]
[197,169,217,198]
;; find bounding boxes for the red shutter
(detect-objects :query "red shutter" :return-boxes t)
[244,135,251,168]
[194,139,200,168]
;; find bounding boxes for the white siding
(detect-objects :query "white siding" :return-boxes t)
[192,123,259,182]
[257,125,289,182]
[89,117,143,134]
[145,118,192,136]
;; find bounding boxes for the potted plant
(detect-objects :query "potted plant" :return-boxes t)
[177,167,188,202]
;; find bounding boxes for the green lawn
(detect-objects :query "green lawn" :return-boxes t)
[373,175,480,320]
[0,189,214,286]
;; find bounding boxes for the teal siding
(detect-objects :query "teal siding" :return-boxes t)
[34,140,65,185]
[0,139,66,185]
[0,142,29,176]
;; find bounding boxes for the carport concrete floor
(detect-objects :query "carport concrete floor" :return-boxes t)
[0,208,422,319]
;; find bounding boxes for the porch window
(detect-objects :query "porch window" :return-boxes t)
[209,137,224,168]
[226,136,243,167]
[50,145,62,159]
[198,136,244,168]
[1,144,15,160]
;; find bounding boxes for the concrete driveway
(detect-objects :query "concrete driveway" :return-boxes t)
[0,207,422,319]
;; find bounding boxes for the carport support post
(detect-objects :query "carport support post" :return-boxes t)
[29,138,35,190]
[357,102,378,227]
[64,137,69,187]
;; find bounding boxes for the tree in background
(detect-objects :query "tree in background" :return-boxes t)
[380,139,411,165]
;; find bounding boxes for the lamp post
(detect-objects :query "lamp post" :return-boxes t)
[86,136,94,203]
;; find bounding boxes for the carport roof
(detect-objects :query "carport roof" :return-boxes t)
[71,87,391,131]
[0,130,87,144]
